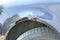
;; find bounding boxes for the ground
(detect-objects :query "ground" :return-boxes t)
[0,35,6,40]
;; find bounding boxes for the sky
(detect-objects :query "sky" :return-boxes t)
[0,0,60,25]
[0,0,60,7]
[0,0,8,5]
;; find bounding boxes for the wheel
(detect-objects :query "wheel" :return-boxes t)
[5,20,60,40]
[17,27,60,40]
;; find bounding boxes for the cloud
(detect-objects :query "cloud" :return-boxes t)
[0,13,8,24]
[0,0,8,5]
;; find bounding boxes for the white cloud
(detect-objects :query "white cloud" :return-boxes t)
[0,0,8,5]
[0,13,8,24]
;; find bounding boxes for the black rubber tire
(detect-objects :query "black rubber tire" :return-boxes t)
[17,27,60,40]
[5,20,60,40]
[5,20,46,40]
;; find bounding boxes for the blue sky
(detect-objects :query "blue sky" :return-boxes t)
[0,0,60,25]
[0,0,59,7]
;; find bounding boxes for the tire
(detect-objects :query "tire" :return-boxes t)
[17,27,60,40]
[5,20,60,40]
